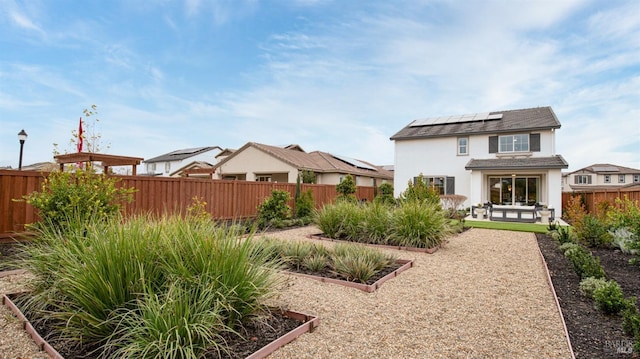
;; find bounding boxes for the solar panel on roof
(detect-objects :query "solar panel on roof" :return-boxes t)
[409,112,503,127]
[330,154,377,171]
[592,166,619,172]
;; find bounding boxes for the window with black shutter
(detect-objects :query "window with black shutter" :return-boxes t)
[488,136,498,153]
[530,133,540,152]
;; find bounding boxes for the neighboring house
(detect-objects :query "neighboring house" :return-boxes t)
[170,161,215,178]
[213,142,393,186]
[19,162,58,172]
[562,164,640,192]
[390,106,569,211]
[142,146,222,177]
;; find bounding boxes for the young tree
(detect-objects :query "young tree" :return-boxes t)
[336,174,357,202]
[53,105,111,156]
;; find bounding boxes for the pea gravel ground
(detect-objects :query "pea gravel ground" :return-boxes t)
[0,227,572,359]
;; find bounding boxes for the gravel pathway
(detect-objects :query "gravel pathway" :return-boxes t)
[0,227,571,358]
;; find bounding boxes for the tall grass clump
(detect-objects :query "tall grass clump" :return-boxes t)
[256,239,397,284]
[315,200,361,239]
[389,200,451,248]
[19,214,283,358]
[331,243,397,283]
[361,201,392,244]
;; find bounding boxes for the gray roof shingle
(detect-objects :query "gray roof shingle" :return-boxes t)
[391,106,561,140]
[465,156,569,170]
[145,146,222,163]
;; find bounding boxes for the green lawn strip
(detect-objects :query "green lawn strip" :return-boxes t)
[463,220,557,234]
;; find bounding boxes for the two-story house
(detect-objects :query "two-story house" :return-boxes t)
[563,164,640,192]
[391,106,569,211]
[142,146,222,177]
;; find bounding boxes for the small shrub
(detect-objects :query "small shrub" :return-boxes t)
[621,301,640,338]
[187,196,210,221]
[295,189,315,218]
[610,227,639,254]
[558,242,580,255]
[565,194,586,228]
[579,277,608,298]
[374,183,396,206]
[440,195,467,219]
[256,190,292,229]
[577,214,612,248]
[24,169,135,233]
[336,175,357,202]
[564,245,606,279]
[399,174,440,206]
[301,169,316,184]
[607,196,640,236]
[552,226,575,245]
[593,280,627,314]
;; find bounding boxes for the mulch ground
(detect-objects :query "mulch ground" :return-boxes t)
[536,233,639,358]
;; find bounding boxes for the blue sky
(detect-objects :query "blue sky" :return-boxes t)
[1,0,639,172]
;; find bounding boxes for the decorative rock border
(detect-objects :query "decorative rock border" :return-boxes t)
[2,294,319,359]
[286,259,414,293]
[307,233,441,254]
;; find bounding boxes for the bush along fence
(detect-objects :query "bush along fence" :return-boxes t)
[562,189,640,215]
[0,170,375,237]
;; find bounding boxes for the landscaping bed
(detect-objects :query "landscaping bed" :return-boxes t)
[536,232,639,358]
[4,292,318,359]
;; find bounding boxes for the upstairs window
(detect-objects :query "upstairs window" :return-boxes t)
[414,175,455,195]
[165,163,170,173]
[457,137,468,156]
[146,163,156,173]
[634,175,640,183]
[499,134,529,153]
[604,175,611,183]
[574,175,592,185]
[619,174,625,183]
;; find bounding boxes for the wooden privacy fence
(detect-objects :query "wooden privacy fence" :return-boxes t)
[562,188,640,214]
[0,170,375,237]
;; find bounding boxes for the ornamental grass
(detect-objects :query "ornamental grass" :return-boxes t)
[18,213,283,358]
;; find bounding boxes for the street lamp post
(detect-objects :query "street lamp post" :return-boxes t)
[17,129,28,170]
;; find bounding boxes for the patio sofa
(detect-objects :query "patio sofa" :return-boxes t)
[489,205,537,223]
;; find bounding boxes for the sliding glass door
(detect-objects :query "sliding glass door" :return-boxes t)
[489,176,539,205]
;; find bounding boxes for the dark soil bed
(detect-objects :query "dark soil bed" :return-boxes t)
[9,292,303,359]
[288,262,402,285]
[536,233,639,358]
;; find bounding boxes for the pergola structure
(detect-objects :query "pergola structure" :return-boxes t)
[54,152,143,175]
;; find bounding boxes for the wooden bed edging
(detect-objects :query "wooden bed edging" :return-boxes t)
[534,242,576,359]
[307,233,440,254]
[2,294,64,359]
[3,294,318,359]
[287,259,414,293]
[246,310,320,359]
